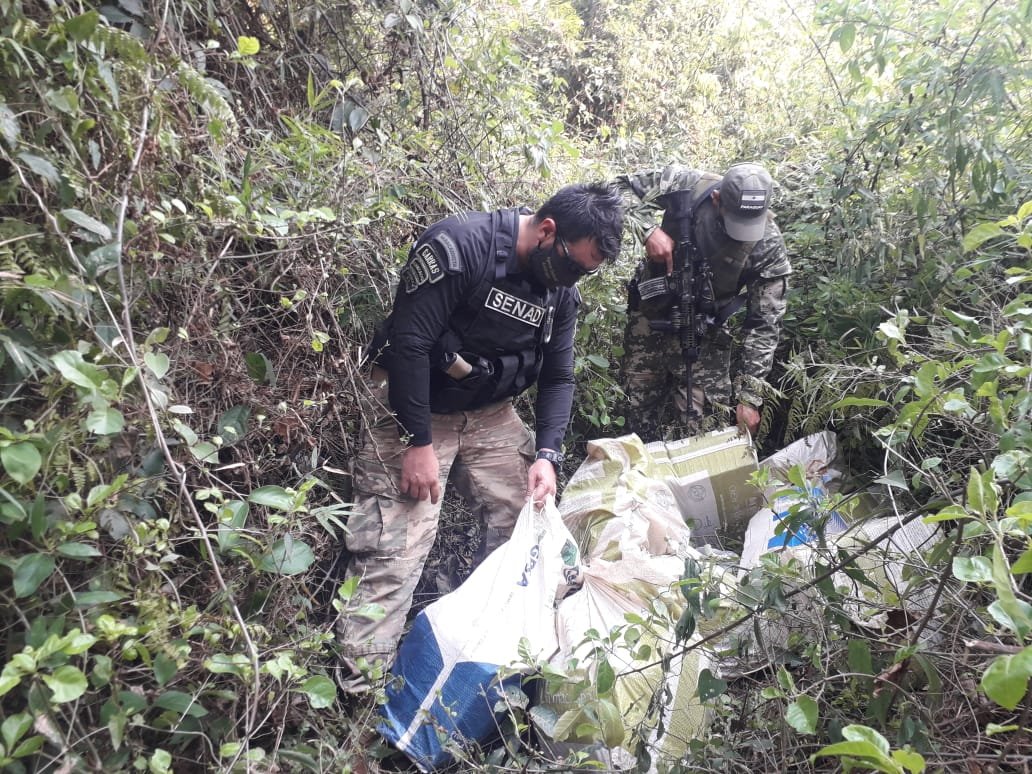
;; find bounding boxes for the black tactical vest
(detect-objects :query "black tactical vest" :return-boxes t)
[429,208,557,412]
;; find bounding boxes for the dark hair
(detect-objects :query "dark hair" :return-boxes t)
[535,182,625,262]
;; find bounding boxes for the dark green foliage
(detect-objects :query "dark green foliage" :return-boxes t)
[1,0,1031,770]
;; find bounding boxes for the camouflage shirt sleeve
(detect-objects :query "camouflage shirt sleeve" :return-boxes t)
[612,165,705,245]
[734,219,792,407]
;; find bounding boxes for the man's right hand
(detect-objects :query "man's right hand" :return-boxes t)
[645,227,675,276]
[401,444,441,504]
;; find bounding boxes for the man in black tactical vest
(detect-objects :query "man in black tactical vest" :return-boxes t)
[335,183,624,692]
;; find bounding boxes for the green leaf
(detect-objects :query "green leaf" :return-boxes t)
[71,590,124,607]
[52,351,103,391]
[0,103,20,145]
[875,470,909,490]
[107,709,126,750]
[299,675,336,709]
[842,724,892,755]
[992,451,1031,487]
[42,665,88,703]
[838,23,855,52]
[923,504,970,523]
[348,106,370,133]
[1,713,32,751]
[963,222,1006,252]
[84,242,121,277]
[45,86,79,115]
[62,632,97,655]
[217,500,249,552]
[144,352,170,379]
[1011,548,1032,575]
[173,420,198,446]
[585,353,609,369]
[204,653,251,676]
[913,362,936,398]
[878,321,904,342]
[153,654,177,686]
[786,695,818,734]
[12,734,43,758]
[776,666,796,693]
[236,36,260,56]
[14,553,55,597]
[248,485,296,511]
[244,352,272,384]
[2,442,42,485]
[832,397,889,409]
[696,668,727,701]
[65,11,101,42]
[992,543,1032,637]
[973,353,1013,375]
[595,658,615,695]
[952,555,993,583]
[61,209,111,241]
[848,639,873,675]
[57,542,102,559]
[980,649,1032,710]
[337,575,359,602]
[154,690,208,717]
[595,698,624,747]
[259,537,315,575]
[813,740,896,769]
[118,689,149,714]
[150,748,172,774]
[967,467,998,518]
[528,705,558,737]
[306,70,316,110]
[188,441,218,464]
[86,407,125,435]
[18,152,59,184]
[893,748,926,773]
[217,405,250,442]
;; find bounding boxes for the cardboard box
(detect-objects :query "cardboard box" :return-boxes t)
[646,428,762,544]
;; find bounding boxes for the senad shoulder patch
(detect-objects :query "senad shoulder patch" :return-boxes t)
[401,242,447,294]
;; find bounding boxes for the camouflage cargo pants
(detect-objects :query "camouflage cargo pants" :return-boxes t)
[336,370,535,674]
[620,304,734,442]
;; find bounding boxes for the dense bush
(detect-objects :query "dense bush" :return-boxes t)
[1,0,1029,771]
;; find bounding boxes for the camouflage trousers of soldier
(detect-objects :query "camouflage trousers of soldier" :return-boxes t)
[335,369,535,690]
[620,306,735,442]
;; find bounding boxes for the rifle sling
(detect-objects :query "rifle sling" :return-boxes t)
[713,293,748,327]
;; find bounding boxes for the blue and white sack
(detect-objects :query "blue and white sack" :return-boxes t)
[379,497,580,771]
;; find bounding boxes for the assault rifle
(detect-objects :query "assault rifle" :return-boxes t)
[641,185,718,424]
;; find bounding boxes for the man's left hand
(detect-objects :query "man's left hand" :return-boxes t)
[736,403,761,436]
[527,459,557,504]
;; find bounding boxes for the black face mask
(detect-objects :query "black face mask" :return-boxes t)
[527,234,592,289]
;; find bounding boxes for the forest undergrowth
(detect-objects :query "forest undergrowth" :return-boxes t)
[1,0,1030,771]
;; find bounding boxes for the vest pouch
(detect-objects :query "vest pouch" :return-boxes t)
[489,351,539,402]
[634,263,675,322]
[429,355,497,414]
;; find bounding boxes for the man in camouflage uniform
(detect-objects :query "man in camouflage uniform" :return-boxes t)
[336,184,625,692]
[613,163,791,440]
